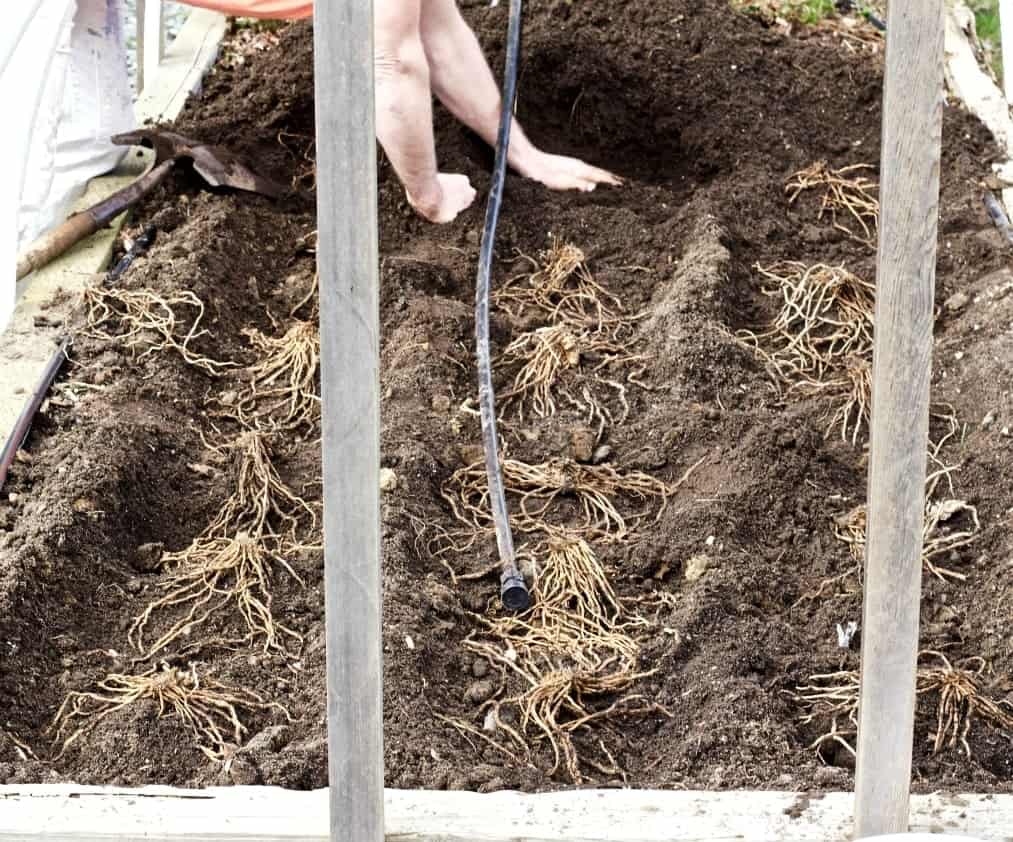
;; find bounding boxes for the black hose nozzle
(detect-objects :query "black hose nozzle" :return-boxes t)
[500,566,531,612]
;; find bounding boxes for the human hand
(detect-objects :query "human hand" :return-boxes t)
[517,151,622,193]
[407,173,477,223]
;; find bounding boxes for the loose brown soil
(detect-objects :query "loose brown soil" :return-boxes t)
[2,0,1012,794]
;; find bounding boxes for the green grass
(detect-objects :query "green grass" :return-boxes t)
[789,0,836,25]
[735,0,837,25]
[967,0,1003,81]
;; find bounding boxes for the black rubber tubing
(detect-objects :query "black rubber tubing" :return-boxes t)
[475,0,531,612]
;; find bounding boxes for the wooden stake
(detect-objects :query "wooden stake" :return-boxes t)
[854,1,944,837]
[313,3,383,842]
[135,0,164,95]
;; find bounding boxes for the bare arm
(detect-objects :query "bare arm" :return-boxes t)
[419,0,620,191]
[374,0,476,222]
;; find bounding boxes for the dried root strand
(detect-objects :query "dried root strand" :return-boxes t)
[209,431,317,540]
[499,323,581,419]
[130,431,314,656]
[446,535,668,783]
[739,262,875,382]
[833,490,980,583]
[496,240,625,329]
[232,321,320,431]
[786,161,879,247]
[1,728,36,761]
[443,459,671,542]
[83,284,233,375]
[791,354,871,445]
[737,261,875,442]
[791,652,1013,760]
[51,662,288,762]
[129,532,303,657]
[498,323,645,423]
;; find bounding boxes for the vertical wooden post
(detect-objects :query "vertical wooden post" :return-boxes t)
[313,3,384,842]
[136,0,146,94]
[1001,0,1013,103]
[853,1,944,837]
[136,0,163,95]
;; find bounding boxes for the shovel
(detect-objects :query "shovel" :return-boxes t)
[15,128,286,281]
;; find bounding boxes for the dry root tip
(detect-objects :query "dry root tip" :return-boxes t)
[129,431,314,657]
[443,458,670,542]
[231,321,321,431]
[83,284,233,375]
[51,662,289,762]
[790,651,1013,761]
[446,536,668,783]
[496,239,625,330]
[786,160,879,247]
[736,261,875,443]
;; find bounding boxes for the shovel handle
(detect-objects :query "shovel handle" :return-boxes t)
[15,158,176,282]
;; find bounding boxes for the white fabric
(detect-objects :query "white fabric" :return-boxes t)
[2,0,133,331]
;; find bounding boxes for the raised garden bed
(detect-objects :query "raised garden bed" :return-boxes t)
[1,0,1011,797]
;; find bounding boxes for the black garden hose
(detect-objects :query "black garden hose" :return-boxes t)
[0,338,70,493]
[475,0,531,612]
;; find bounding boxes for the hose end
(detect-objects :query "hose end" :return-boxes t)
[500,567,531,612]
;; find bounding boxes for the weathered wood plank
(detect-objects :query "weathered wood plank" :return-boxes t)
[312,2,384,842]
[854,0,944,837]
[0,787,1007,841]
[134,9,227,124]
[944,3,1013,215]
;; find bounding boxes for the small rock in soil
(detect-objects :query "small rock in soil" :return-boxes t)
[592,444,613,464]
[431,394,452,412]
[570,427,596,462]
[132,542,165,573]
[227,756,260,785]
[461,590,487,613]
[467,763,502,786]
[423,579,459,616]
[518,557,537,582]
[379,468,398,492]
[472,659,489,678]
[458,444,485,466]
[684,554,712,582]
[981,411,996,430]
[944,291,970,312]
[814,765,846,787]
[464,679,496,705]
[244,725,292,754]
